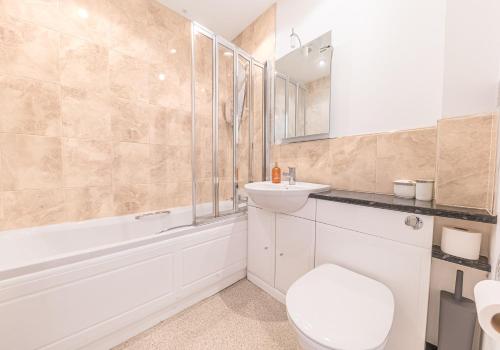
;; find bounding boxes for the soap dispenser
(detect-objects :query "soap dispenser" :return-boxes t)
[272,162,281,184]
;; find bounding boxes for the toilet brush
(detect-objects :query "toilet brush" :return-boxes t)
[438,270,477,350]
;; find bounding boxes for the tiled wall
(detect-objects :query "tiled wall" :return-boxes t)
[273,113,498,211]
[0,0,192,230]
[435,113,497,209]
[233,5,276,63]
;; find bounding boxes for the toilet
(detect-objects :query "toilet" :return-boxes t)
[286,264,395,350]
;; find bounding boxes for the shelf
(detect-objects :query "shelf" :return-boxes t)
[432,245,491,272]
[310,190,497,224]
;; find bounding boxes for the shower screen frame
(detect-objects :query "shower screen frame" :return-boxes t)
[191,22,267,224]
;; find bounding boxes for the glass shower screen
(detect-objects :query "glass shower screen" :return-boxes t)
[191,23,266,223]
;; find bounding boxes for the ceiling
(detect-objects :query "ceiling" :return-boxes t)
[157,0,275,40]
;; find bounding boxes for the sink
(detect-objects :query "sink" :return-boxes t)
[244,181,330,213]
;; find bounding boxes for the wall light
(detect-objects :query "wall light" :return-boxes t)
[169,48,177,54]
[319,60,326,67]
[158,73,166,81]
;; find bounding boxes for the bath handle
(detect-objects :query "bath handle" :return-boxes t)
[135,210,171,220]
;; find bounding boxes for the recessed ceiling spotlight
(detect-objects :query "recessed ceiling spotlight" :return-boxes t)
[158,73,166,81]
[170,48,177,54]
[78,8,89,19]
[319,60,326,67]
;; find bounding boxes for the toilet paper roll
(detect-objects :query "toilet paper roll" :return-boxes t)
[441,226,482,260]
[474,280,500,342]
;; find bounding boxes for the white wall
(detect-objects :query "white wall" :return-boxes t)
[276,0,447,137]
[441,0,500,117]
[276,0,500,137]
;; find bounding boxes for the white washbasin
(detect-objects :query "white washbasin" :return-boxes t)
[244,181,330,213]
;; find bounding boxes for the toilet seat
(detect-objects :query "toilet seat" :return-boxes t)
[286,264,394,350]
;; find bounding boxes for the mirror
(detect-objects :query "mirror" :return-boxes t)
[274,31,332,143]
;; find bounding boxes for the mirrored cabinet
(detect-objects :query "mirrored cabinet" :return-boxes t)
[273,31,333,143]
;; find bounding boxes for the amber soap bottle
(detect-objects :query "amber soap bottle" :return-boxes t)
[272,162,281,184]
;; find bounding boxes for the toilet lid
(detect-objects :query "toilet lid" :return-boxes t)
[286,264,394,350]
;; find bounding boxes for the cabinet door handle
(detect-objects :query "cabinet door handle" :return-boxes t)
[279,253,284,256]
[405,215,423,230]
[264,246,268,250]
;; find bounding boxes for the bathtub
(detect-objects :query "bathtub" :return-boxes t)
[0,205,247,350]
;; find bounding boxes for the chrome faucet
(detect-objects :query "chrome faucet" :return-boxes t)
[283,167,296,185]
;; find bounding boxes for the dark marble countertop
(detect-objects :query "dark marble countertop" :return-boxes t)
[432,245,490,272]
[310,190,497,224]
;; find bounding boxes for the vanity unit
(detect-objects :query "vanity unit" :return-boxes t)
[246,180,497,350]
[247,196,433,350]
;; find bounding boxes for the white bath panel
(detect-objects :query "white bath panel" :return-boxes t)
[0,216,247,350]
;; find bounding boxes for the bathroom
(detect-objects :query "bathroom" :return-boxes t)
[0,0,500,349]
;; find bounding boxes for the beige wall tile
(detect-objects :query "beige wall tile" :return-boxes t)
[61,87,112,140]
[150,144,167,184]
[113,184,150,215]
[150,106,168,144]
[111,98,151,143]
[64,186,113,221]
[109,50,149,102]
[0,75,61,136]
[376,128,437,194]
[149,62,190,112]
[3,189,65,229]
[60,35,108,92]
[58,0,111,47]
[62,138,112,187]
[0,0,196,230]
[1,134,62,191]
[146,1,191,65]
[166,181,192,208]
[113,142,150,184]
[232,5,275,63]
[272,140,331,184]
[436,114,496,209]
[3,0,61,31]
[296,140,331,184]
[3,0,110,46]
[149,183,169,210]
[330,135,377,192]
[166,145,191,182]
[487,113,498,211]
[108,0,149,60]
[165,109,191,146]
[251,5,276,63]
[0,19,59,82]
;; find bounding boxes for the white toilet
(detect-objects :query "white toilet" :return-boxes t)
[286,264,395,350]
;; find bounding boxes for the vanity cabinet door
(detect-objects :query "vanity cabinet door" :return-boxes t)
[247,206,276,286]
[275,214,315,293]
